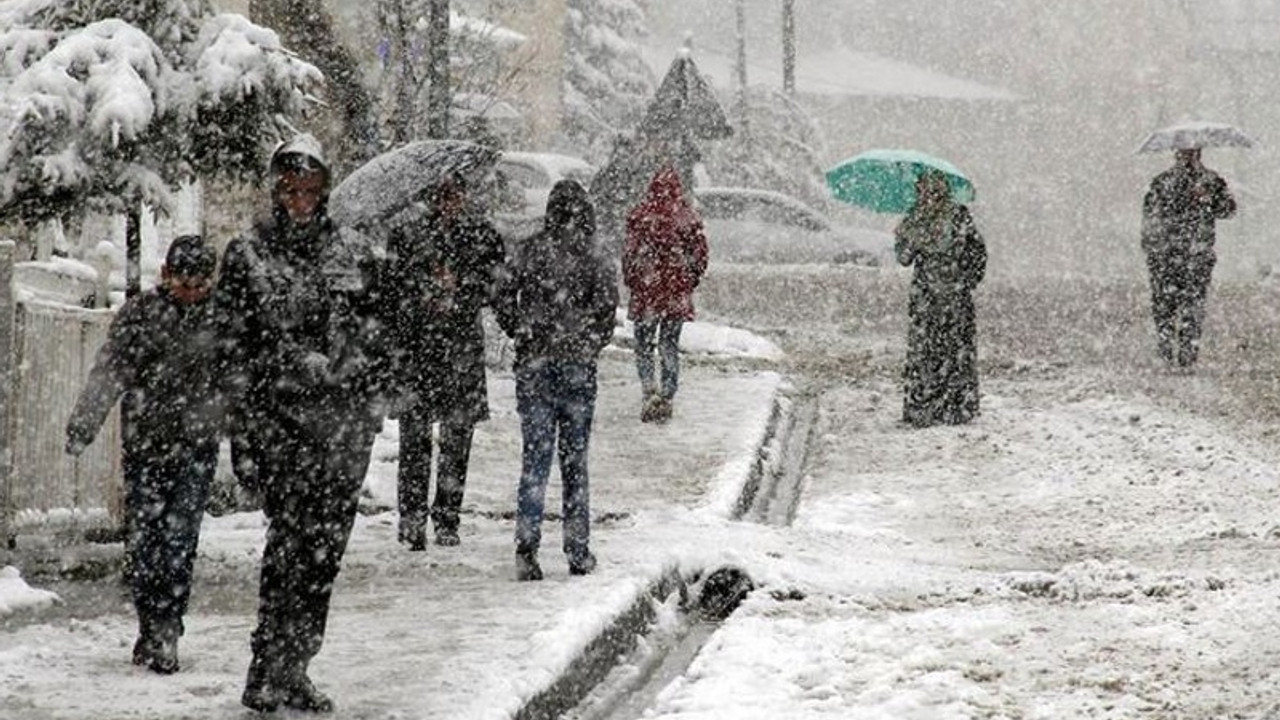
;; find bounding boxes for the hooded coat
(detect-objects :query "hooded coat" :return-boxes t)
[894,202,987,427]
[621,167,708,322]
[216,135,386,461]
[496,180,618,367]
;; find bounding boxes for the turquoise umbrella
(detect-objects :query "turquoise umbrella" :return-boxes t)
[825,149,975,214]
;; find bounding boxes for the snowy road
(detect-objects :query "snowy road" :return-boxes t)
[641,270,1280,718]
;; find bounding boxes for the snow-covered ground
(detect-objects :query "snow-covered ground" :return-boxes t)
[6,264,1280,718]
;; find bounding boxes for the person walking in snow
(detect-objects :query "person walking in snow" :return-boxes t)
[216,134,387,713]
[495,179,618,581]
[621,164,708,424]
[64,234,223,675]
[381,172,507,550]
[895,169,987,428]
[1140,147,1237,368]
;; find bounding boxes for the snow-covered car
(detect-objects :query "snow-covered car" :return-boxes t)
[693,186,893,266]
[493,151,597,218]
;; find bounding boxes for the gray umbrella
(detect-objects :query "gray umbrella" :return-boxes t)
[329,139,499,229]
[1137,121,1257,153]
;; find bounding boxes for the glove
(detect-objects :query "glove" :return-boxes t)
[65,436,88,457]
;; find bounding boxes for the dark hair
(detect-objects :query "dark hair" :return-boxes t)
[165,235,216,277]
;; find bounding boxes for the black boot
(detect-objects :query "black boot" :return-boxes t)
[147,619,180,674]
[516,550,543,582]
[568,551,597,577]
[280,673,334,713]
[242,656,283,712]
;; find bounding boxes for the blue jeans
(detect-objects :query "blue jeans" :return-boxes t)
[514,360,597,560]
[633,318,683,399]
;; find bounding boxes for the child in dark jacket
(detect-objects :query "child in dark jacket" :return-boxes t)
[496,179,618,581]
[64,234,223,674]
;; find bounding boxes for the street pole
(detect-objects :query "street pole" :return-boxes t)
[735,0,749,132]
[782,0,796,96]
[426,0,451,139]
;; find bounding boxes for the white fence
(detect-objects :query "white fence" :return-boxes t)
[0,243,122,543]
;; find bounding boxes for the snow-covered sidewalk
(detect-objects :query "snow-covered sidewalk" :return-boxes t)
[0,345,786,720]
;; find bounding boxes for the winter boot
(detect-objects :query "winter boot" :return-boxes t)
[568,551,597,577]
[279,673,335,713]
[147,619,181,674]
[651,397,673,424]
[241,655,283,712]
[640,393,662,423]
[516,550,543,582]
[399,522,427,552]
[131,634,155,667]
[434,525,460,547]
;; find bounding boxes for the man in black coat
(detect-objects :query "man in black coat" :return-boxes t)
[216,134,386,714]
[382,173,506,550]
[494,179,618,581]
[64,234,222,675]
[1141,148,1237,368]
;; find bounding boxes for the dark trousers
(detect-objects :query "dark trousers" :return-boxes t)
[123,438,217,635]
[514,360,596,561]
[246,415,377,683]
[397,405,475,534]
[1147,252,1213,367]
[633,317,683,399]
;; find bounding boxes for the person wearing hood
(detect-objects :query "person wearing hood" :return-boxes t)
[621,164,708,424]
[1140,147,1237,368]
[381,172,506,551]
[64,234,223,676]
[215,133,387,713]
[894,169,987,428]
[495,179,618,581]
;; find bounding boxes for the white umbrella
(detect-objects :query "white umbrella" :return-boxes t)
[1137,121,1257,153]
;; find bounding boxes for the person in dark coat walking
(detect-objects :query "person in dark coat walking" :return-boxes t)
[64,234,222,675]
[894,170,987,428]
[382,173,507,550]
[216,134,386,714]
[1141,147,1237,368]
[495,179,618,581]
[621,164,708,424]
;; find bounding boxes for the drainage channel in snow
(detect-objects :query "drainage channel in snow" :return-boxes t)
[538,386,821,720]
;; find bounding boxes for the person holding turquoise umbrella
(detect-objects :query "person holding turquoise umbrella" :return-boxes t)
[893,169,987,427]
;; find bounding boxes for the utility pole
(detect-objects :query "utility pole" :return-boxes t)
[426,0,451,139]
[782,0,796,95]
[734,0,749,131]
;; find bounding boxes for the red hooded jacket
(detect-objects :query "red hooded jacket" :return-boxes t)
[622,167,709,321]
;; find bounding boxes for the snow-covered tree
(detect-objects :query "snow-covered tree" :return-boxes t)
[702,85,829,210]
[0,0,320,226]
[563,0,655,164]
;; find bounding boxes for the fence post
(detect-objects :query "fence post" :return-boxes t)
[0,241,15,547]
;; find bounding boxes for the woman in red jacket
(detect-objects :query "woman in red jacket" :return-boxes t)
[622,165,709,423]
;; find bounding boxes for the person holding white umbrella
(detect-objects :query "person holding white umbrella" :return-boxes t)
[1140,145,1238,368]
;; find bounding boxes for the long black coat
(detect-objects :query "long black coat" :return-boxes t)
[894,204,987,427]
[66,286,226,458]
[382,211,506,424]
[216,210,386,448]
